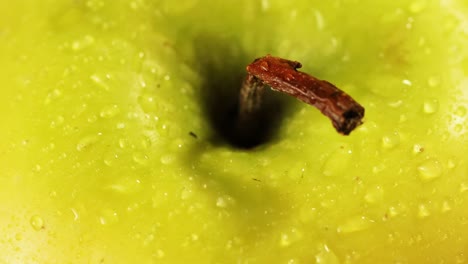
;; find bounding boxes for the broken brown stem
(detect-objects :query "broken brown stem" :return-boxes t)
[239,55,365,135]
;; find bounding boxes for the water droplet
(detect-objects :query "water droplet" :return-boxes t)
[364,186,384,204]
[138,93,157,114]
[388,100,403,108]
[103,152,118,166]
[261,0,270,11]
[409,1,426,13]
[372,164,386,174]
[455,106,467,117]
[417,204,430,218]
[100,105,120,118]
[399,114,408,123]
[428,76,440,87]
[133,152,149,165]
[116,122,126,129]
[107,177,142,194]
[50,115,65,128]
[140,136,152,149]
[315,244,340,264]
[382,132,400,149]
[337,216,373,234]
[98,209,119,225]
[402,79,412,86]
[30,215,45,231]
[76,135,99,151]
[447,159,456,169]
[453,124,464,133]
[314,10,325,31]
[259,60,269,71]
[216,195,234,208]
[441,201,452,213]
[460,182,468,193]
[85,115,97,124]
[71,208,79,221]
[423,99,439,114]
[118,138,127,149]
[90,74,109,91]
[44,89,62,105]
[279,228,302,247]
[160,155,174,165]
[412,144,425,154]
[417,159,442,181]
[156,249,165,258]
[181,188,193,200]
[34,164,42,172]
[387,206,399,218]
[71,35,95,51]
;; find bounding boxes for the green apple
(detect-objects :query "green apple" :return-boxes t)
[1,0,468,263]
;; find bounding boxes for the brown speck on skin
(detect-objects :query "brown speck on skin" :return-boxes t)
[189,131,198,139]
[239,55,365,135]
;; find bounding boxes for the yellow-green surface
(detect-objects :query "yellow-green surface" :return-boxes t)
[1,0,468,263]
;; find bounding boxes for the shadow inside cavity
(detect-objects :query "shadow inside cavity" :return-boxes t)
[192,34,293,149]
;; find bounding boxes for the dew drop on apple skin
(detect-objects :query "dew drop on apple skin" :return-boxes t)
[337,216,373,234]
[381,132,400,149]
[408,1,426,13]
[160,154,175,165]
[315,244,339,264]
[454,106,467,117]
[364,185,384,204]
[441,200,452,213]
[103,151,118,166]
[99,104,120,118]
[417,159,442,181]
[44,88,62,105]
[417,203,430,218]
[71,35,95,52]
[460,182,468,193]
[49,115,64,128]
[422,99,439,114]
[89,74,107,90]
[412,144,425,154]
[15,233,23,241]
[279,228,302,247]
[133,152,149,165]
[137,93,157,114]
[76,134,99,151]
[453,124,464,133]
[386,206,399,219]
[30,215,45,231]
[118,138,128,149]
[98,209,119,225]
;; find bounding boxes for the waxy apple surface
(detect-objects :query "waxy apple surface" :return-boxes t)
[1,0,467,263]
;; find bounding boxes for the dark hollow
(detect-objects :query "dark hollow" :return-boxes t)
[193,35,290,149]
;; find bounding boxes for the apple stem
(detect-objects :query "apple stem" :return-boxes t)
[236,74,266,140]
[238,55,365,136]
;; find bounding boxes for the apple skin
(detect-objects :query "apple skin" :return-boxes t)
[1,0,468,263]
